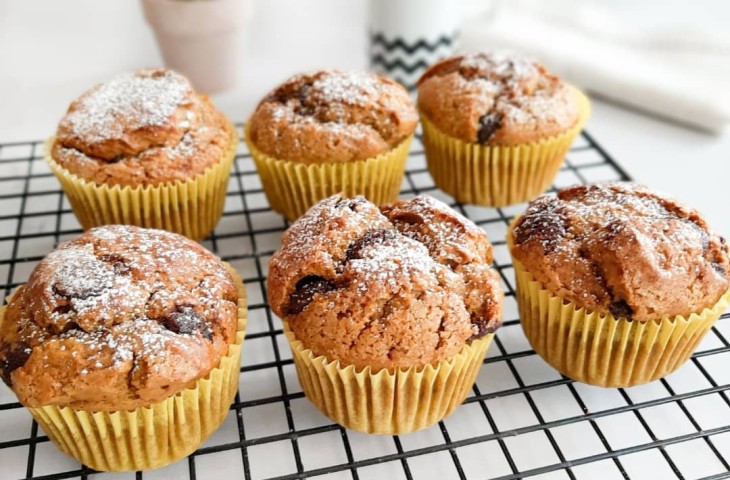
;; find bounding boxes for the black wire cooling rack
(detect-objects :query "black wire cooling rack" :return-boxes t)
[0,127,729,480]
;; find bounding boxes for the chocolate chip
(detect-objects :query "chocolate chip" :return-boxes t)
[389,211,422,225]
[297,84,311,102]
[513,216,567,254]
[52,281,105,300]
[59,321,82,335]
[609,299,633,318]
[336,196,367,213]
[0,342,32,387]
[471,317,502,339]
[52,262,114,299]
[99,254,131,275]
[711,262,726,276]
[49,320,82,336]
[477,112,503,144]
[52,304,74,316]
[287,276,336,315]
[346,229,399,261]
[159,306,212,340]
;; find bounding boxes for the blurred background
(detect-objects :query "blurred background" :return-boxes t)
[0,0,728,232]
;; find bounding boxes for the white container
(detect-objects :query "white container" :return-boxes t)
[369,0,460,90]
[141,0,252,94]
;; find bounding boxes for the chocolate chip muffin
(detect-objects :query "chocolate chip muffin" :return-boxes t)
[0,225,246,471]
[245,70,418,220]
[416,52,590,207]
[249,70,417,163]
[418,53,579,146]
[509,183,730,387]
[46,69,238,240]
[268,194,502,433]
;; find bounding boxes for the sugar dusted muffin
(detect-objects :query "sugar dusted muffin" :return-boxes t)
[509,183,730,387]
[47,69,237,240]
[246,70,418,220]
[268,194,503,433]
[0,225,247,471]
[417,52,590,206]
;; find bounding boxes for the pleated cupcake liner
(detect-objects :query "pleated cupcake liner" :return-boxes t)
[245,126,412,221]
[1,264,247,472]
[45,131,238,242]
[284,323,493,434]
[507,228,730,387]
[420,87,590,207]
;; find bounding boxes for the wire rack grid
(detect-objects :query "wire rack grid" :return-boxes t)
[0,127,729,480]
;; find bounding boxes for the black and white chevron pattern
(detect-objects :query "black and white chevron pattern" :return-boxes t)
[369,31,458,90]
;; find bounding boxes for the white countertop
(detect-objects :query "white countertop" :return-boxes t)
[1,0,728,238]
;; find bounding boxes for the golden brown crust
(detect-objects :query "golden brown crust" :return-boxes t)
[247,70,418,164]
[52,69,234,187]
[268,195,503,371]
[417,53,579,145]
[0,225,239,411]
[511,183,730,321]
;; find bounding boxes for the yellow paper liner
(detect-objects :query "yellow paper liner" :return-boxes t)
[45,131,238,242]
[284,323,493,434]
[420,87,591,207]
[245,126,412,221]
[0,264,247,472]
[506,227,730,387]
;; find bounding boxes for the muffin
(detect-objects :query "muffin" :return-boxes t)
[47,69,237,241]
[268,194,503,433]
[509,183,730,387]
[0,225,247,471]
[417,52,590,207]
[246,70,418,220]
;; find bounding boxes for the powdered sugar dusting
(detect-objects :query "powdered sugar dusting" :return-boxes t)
[389,195,484,253]
[443,52,573,130]
[61,69,192,143]
[514,183,707,256]
[43,243,144,321]
[268,194,503,361]
[348,234,438,293]
[8,225,239,405]
[312,70,382,106]
[257,70,415,151]
[460,52,538,80]
[511,183,730,320]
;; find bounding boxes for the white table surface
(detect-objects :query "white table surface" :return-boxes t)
[0,3,729,480]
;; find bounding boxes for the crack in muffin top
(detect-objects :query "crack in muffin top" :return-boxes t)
[511,183,730,321]
[247,70,418,164]
[417,52,580,145]
[52,69,234,187]
[0,225,240,411]
[268,194,503,371]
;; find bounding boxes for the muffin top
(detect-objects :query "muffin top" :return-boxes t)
[51,69,234,187]
[417,53,580,145]
[511,183,730,321]
[0,225,240,411]
[247,70,418,164]
[268,194,503,371]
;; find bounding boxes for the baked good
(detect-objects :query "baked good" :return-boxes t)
[246,70,418,220]
[268,194,503,433]
[509,183,730,387]
[417,52,590,206]
[0,225,247,471]
[46,69,237,240]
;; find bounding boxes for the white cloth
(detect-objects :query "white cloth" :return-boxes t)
[460,0,730,133]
